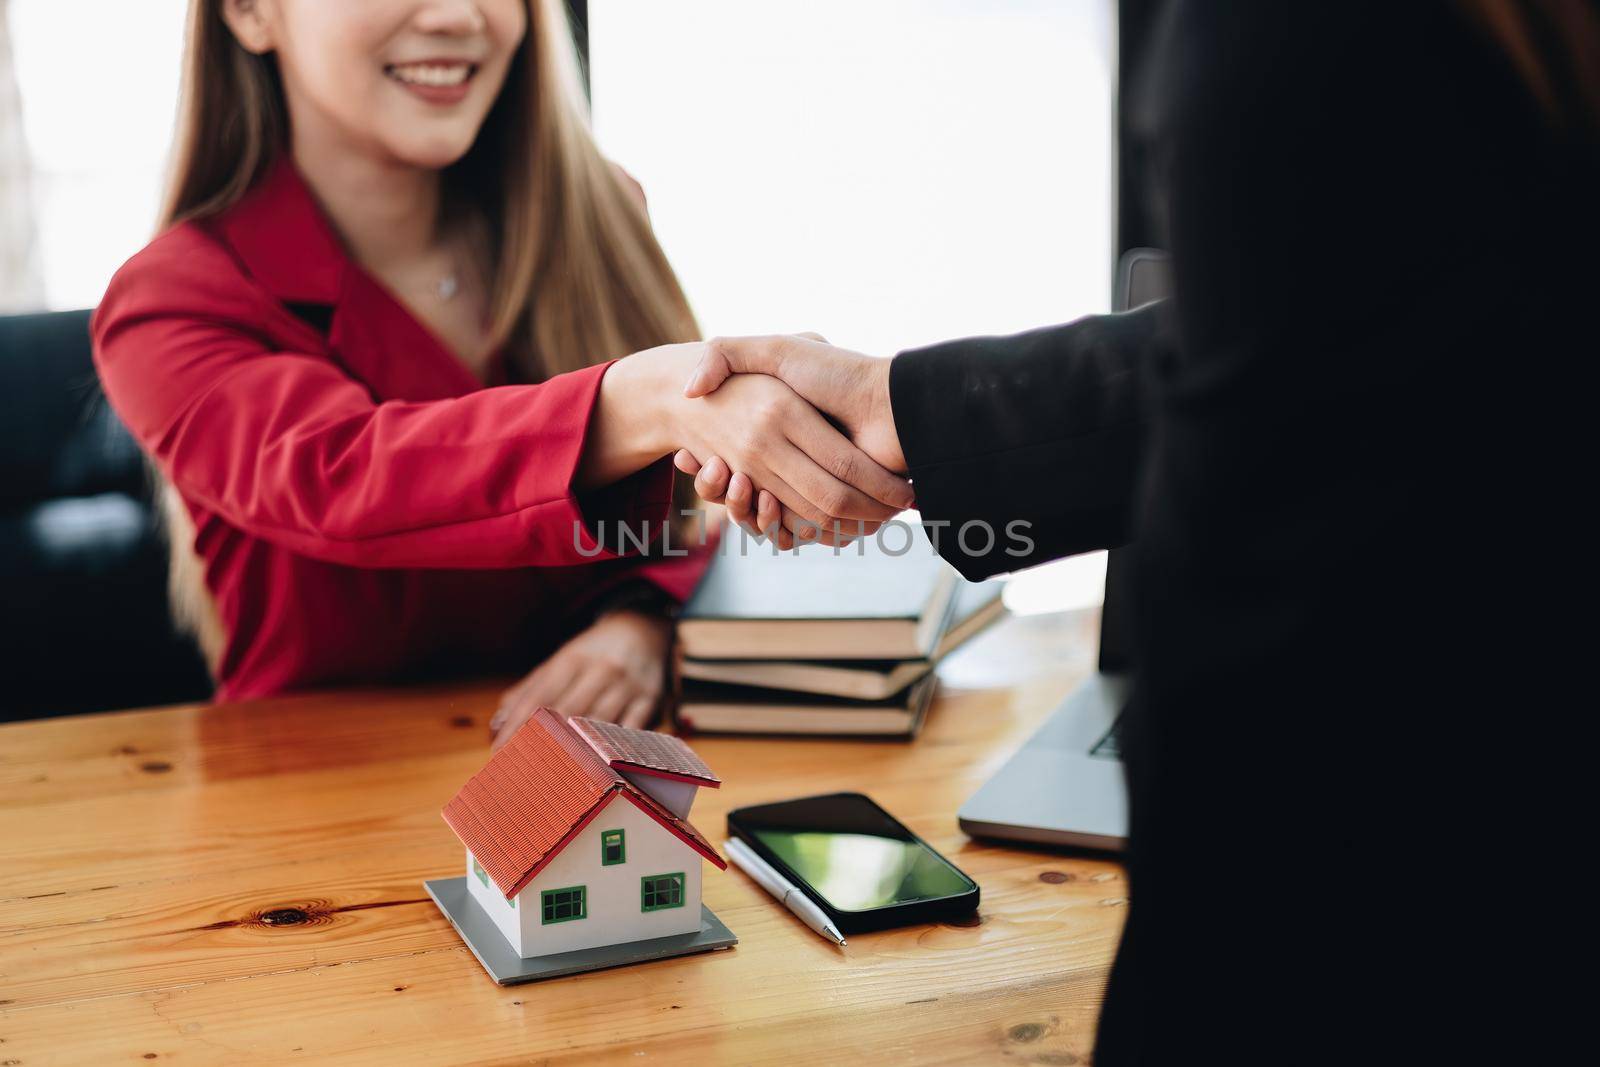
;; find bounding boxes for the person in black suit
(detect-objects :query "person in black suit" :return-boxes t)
[673,2,1597,1062]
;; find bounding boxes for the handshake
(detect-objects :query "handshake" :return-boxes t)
[586,334,912,550]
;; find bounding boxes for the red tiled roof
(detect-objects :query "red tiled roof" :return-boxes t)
[441,708,725,899]
[570,715,722,786]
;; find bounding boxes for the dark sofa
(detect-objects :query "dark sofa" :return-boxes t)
[1,309,212,720]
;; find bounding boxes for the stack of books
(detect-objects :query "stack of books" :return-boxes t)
[672,526,1006,738]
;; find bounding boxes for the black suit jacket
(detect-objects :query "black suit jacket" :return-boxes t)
[889,4,1596,1062]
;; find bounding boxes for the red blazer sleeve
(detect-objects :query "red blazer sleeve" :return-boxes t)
[91,229,675,570]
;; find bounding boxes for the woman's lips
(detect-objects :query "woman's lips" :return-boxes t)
[384,61,479,105]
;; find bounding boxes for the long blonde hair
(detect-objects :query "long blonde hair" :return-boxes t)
[156,0,701,674]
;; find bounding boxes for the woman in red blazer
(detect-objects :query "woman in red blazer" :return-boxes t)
[91,0,911,743]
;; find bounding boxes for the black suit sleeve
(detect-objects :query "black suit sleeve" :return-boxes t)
[887,300,1169,580]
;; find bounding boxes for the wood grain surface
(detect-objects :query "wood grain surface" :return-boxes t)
[0,610,1125,1066]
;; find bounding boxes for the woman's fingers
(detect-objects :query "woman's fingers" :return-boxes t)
[756,490,795,550]
[738,464,814,541]
[529,656,580,713]
[621,694,657,730]
[673,448,703,476]
[693,455,732,501]
[587,681,635,725]
[684,368,898,527]
[683,373,907,537]
[726,472,758,530]
[493,663,548,733]
[725,470,755,517]
[491,685,523,732]
[552,662,616,719]
[756,489,781,535]
[776,508,853,546]
[489,697,515,737]
[490,700,536,751]
[725,471,763,538]
[781,511,881,547]
[495,610,670,743]
[718,459,885,547]
[714,457,886,547]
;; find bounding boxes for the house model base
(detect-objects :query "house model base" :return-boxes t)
[426,876,737,985]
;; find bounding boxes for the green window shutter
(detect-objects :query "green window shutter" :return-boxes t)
[640,873,686,912]
[601,829,626,866]
[472,857,489,889]
[540,885,587,924]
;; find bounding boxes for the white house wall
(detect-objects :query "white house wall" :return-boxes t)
[514,792,705,957]
[465,849,521,948]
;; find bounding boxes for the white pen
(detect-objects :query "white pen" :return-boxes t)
[725,837,847,947]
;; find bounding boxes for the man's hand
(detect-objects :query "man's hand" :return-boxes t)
[674,334,909,545]
[489,610,671,748]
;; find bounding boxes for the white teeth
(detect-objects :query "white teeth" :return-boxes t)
[388,63,472,87]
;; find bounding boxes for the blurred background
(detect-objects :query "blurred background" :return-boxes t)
[0,0,1117,716]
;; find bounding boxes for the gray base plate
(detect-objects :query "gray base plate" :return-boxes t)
[425,877,737,985]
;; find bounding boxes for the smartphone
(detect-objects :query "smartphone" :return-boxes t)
[726,792,980,934]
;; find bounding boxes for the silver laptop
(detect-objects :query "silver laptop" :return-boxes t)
[956,249,1170,851]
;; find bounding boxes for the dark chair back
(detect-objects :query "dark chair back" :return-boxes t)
[0,309,212,720]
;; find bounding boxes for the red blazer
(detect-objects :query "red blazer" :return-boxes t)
[92,157,708,702]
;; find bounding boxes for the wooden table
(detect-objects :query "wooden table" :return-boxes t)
[0,610,1125,1065]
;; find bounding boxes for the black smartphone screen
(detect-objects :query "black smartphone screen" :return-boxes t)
[729,793,976,914]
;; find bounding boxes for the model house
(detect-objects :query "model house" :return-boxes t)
[441,707,725,958]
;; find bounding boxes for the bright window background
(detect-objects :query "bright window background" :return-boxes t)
[8,0,1113,613]
[8,0,188,311]
[590,0,1114,612]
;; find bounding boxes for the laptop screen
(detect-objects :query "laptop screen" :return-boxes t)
[1099,249,1171,674]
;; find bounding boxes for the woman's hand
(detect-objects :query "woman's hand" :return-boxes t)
[671,335,909,546]
[678,459,874,550]
[577,341,913,546]
[489,609,671,749]
[684,335,906,474]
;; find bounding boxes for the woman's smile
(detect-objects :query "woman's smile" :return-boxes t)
[384,59,480,104]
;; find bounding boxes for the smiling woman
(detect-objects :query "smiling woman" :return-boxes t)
[214,0,522,177]
[386,59,479,102]
[87,0,910,731]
